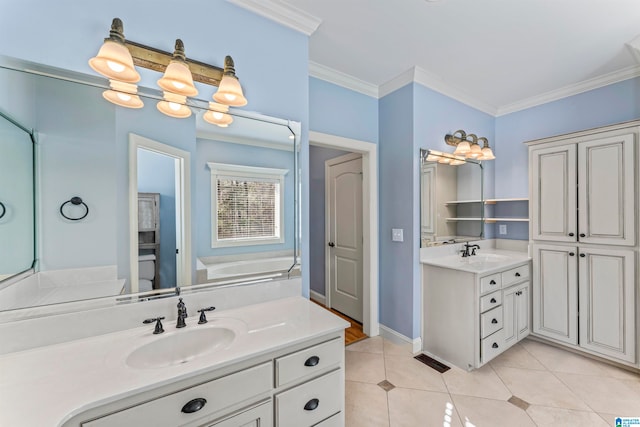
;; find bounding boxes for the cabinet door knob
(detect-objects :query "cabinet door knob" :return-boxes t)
[490,298,497,303]
[491,318,498,324]
[580,233,586,238]
[568,232,574,237]
[492,343,499,349]
[515,272,521,277]
[569,252,575,256]
[490,280,496,285]
[304,398,320,411]
[304,356,320,367]
[328,242,335,247]
[181,398,207,414]
[580,253,586,258]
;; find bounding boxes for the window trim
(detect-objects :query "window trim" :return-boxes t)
[207,162,288,248]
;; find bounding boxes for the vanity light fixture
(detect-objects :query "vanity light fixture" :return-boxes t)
[203,102,233,127]
[444,129,495,161]
[213,56,248,107]
[89,18,248,123]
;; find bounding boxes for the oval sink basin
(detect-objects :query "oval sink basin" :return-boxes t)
[126,327,235,369]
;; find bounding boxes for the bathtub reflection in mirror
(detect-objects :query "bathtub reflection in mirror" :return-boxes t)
[420,148,483,247]
[0,57,299,320]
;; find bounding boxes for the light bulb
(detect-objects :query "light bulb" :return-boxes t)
[117,92,131,102]
[107,60,126,73]
[169,102,181,111]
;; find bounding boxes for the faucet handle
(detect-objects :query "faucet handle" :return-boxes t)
[143,316,165,334]
[197,307,216,324]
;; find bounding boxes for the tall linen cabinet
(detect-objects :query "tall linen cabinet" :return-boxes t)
[526,121,639,367]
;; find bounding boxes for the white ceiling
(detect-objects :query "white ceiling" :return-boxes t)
[231,0,640,115]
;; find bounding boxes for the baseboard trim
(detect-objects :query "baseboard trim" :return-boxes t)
[379,324,422,354]
[309,290,326,306]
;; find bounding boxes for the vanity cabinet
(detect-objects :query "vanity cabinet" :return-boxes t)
[422,258,531,370]
[528,121,639,368]
[68,334,345,427]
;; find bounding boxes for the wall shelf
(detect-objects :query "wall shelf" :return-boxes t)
[484,198,529,205]
[445,199,483,206]
[485,218,530,223]
[446,217,483,221]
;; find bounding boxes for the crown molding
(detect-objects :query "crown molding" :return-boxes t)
[227,0,322,36]
[309,61,379,97]
[497,65,640,116]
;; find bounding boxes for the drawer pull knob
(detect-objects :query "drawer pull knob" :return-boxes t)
[492,343,499,349]
[568,232,574,237]
[304,356,320,367]
[490,280,496,285]
[490,298,497,303]
[580,233,586,238]
[304,398,320,411]
[580,253,586,258]
[515,272,521,277]
[569,252,575,256]
[182,398,207,414]
[491,318,498,324]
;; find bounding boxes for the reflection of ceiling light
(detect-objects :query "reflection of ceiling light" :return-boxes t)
[288,135,295,140]
[422,149,467,166]
[157,39,198,97]
[102,80,143,108]
[157,92,191,118]
[213,56,248,107]
[89,18,140,83]
[203,102,233,127]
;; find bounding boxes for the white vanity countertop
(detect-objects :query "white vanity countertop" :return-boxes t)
[420,248,531,274]
[0,296,349,427]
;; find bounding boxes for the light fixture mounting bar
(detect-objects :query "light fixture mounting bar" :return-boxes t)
[124,40,223,87]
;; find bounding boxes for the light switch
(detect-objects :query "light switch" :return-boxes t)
[499,224,507,235]
[392,228,404,242]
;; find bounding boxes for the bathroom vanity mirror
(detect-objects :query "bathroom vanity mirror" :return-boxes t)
[420,148,483,246]
[0,111,35,280]
[0,56,300,320]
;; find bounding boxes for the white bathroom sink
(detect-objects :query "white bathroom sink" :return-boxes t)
[126,326,236,369]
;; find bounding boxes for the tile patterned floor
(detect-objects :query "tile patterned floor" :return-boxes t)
[345,336,640,426]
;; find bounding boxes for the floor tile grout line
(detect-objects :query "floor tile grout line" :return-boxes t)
[382,339,392,427]
[485,362,540,426]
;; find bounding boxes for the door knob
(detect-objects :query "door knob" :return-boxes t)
[328,242,335,247]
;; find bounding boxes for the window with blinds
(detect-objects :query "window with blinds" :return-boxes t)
[207,162,288,248]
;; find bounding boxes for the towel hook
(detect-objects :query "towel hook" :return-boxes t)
[0,201,5,219]
[60,196,89,221]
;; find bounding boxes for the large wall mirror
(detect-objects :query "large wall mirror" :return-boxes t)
[0,56,300,321]
[420,148,483,246]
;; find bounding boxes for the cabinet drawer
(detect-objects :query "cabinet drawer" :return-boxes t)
[275,369,342,427]
[480,291,502,313]
[314,412,342,426]
[275,338,343,387]
[82,363,272,427]
[502,264,530,287]
[481,330,505,364]
[480,306,503,339]
[205,400,272,427]
[480,273,502,294]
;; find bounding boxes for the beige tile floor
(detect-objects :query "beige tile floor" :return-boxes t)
[345,336,640,426]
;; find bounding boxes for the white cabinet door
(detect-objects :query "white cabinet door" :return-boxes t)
[532,244,578,345]
[531,144,577,242]
[578,247,636,363]
[577,133,635,246]
[421,164,436,236]
[503,281,530,349]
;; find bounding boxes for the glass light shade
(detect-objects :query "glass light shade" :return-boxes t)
[203,102,233,127]
[466,143,482,158]
[213,74,247,107]
[89,40,140,83]
[438,156,452,164]
[157,60,198,97]
[450,158,466,166]
[481,146,496,160]
[453,140,471,155]
[157,92,191,118]
[102,80,143,108]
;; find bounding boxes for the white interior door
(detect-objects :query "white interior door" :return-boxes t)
[327,154,363,322]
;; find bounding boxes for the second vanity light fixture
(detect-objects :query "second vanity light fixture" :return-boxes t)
[443,129,496,163]
[88,18,245,126]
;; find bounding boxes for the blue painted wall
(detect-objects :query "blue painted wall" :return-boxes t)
[495,77,640,198]
[137,148,177,288]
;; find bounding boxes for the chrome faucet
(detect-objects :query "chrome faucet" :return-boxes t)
[460,242,480,257]
[176,297,187,328]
